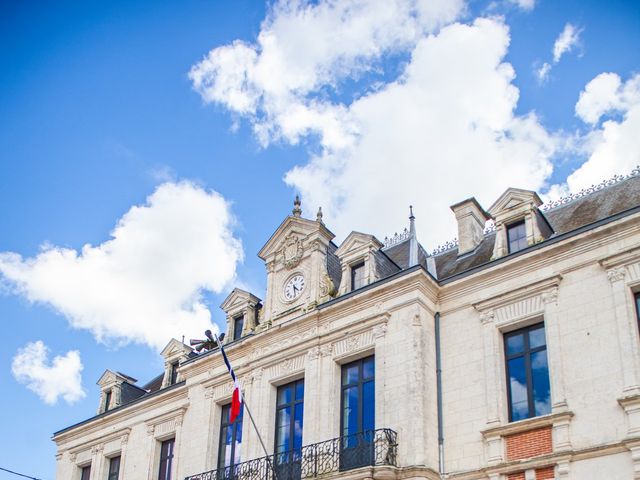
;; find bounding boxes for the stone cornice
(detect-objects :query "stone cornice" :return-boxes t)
[472,275,562,314]
[52,383,188,444]
[599,244,640,269]
[63,427,131,456]
[481,411,574,439]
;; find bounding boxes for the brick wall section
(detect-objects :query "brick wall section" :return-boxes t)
[507,473,525,480]
[536,466,555,479]
[505,426,553,461]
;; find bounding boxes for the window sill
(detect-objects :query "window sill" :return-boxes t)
[481,410,574,439]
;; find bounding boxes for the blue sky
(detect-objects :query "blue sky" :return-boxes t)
[0,1,639,478]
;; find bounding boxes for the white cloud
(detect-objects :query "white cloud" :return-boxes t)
[553,23,582,63]
[190,0,465,149]
[536,62,551,83]
[192,3,559,247]
[508,0,535,11]
[564,73,640,192]
[535,23,582,84]
[12,341,85,405]
[0,181,243,350]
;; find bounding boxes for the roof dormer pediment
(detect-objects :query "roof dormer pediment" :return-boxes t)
[258,215,334,261]
[488,188,543,218]
[160,339,193,362]
[335,231,383,259]
[97,369,136,388]
[220,288,261,312]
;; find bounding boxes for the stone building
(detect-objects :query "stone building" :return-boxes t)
[53,171,640,480]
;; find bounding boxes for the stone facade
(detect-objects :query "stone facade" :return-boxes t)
[53,176,640,480]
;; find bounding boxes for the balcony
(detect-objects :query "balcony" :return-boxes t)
[185,428,398,480]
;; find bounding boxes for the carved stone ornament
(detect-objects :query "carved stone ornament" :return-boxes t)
[281,234,303,269]
[307,346,321,360]
[541,287,559,305]
[607,267,626,283]
[373,323,388,338]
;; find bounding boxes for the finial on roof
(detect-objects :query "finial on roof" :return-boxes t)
[292,195,302,217]
[408,205,418,267]
[316,206,323,223]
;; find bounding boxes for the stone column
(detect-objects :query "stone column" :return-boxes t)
[90,444,104,480]
[146,425,157,480]
[321,345,339,441]
[408,309,427,466]
[542,287,568,411]
[303,347,322,445]
[119,434,129,479]
[608,267,640,395]
[373,321,388,432]
[168,415,182,480]
[481,311,503,427]
[243,372,265,461]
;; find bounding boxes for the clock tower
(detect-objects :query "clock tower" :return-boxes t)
[258,197,339,325]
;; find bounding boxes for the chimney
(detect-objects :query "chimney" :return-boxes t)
[450,197,489,255]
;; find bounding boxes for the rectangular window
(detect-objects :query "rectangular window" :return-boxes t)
[158,438,175,480]
[507,221,528,253]
[504,323,551,422]
[104,390,112,412]
[80,465,91,480]
[275,379,304,468]
[107,456,121,480]
[233,316,244,341]
[350,263,365,291]
[218,403,244,473]
[340,356,375,469]
[169,362,179,385]
[635,292,640,330]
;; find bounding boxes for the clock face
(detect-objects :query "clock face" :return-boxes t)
[283,274,305,301]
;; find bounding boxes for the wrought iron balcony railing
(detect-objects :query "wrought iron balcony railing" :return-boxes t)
[185,428,398,480]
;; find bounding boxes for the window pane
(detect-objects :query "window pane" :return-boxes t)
[343,365,359,385]
[531,350,551,416]
[295,380,304,400]
[351,263,365,290]
[81,466,91,480]
[233,316,244,341]
[277,406,291,429]
[293,403,304,450]
[342,386,359,437]
[363,357,375,379]
[508,356,529,421]
[508,222,527,253]
[506,333,524,355]
[529,326,546,349]
[363,380,375,432]
[278,385,292,406]
[108,456,120,480]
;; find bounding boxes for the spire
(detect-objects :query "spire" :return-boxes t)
[408,205,418,267]
[316,206,323,223]
[292,195,302,217]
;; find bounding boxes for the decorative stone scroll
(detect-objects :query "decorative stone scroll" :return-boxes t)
[266,354,306,381]
[332,329,375,360]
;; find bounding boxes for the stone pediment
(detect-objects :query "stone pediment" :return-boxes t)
[160,339,193,361]
[97,370,136,387]
[488,188,542,218]
[220,288,262,312]
[258,215,334,261]
[335,231,383,259]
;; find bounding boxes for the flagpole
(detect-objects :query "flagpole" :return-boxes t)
[213,333,278,480]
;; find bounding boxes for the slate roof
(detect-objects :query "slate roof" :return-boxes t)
[432,173,640,280]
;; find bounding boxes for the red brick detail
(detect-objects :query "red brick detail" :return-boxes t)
[507,473,525,480]
[505,426,553,461]
[536,466,555,479]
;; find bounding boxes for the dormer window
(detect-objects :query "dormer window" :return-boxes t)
[104,390,112,412]
[233,315,244,341]
[169,362,179,385]
[351,262,365,290]
[507,220,527,253]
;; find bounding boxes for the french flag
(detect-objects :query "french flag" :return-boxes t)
[220,344,242,423]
